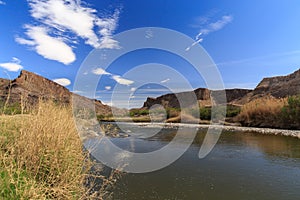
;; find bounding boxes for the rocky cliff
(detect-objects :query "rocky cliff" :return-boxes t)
[142,88,252,109]
[235,69,300,104]
[0,70,112,115]
[253,69,300,98]
[142,68,300,109]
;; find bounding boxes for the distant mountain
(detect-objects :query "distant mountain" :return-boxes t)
[142,88,252,109]
[1,68,300,116]
[142,69,300,109]
[0,70,113,115]
[235,69,300,104]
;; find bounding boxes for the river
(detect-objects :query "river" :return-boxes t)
[88,123,300,199]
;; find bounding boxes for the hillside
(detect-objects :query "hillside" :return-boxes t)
[234,69,300,104]
[0,70,113,116]
[142,69,300,110]
[142,88,252,109]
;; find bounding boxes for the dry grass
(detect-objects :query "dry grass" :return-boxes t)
[0,101,116,199]
[237,96,287,127]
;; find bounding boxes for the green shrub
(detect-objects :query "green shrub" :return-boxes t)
[129,109,149,117]
[166,108,180,119]
[200,107,211,120]
[0,102,22,115]
[281,95,300,128]
[226,105,241,117]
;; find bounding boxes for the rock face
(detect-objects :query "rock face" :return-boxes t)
[143,69,300,109]
[143,88,211,109]
[142,88,252,109]
[0,70,112,115]
[235,69,300,104]
[253,69,300,98]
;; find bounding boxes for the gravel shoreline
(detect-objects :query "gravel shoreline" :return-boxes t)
[113,122,300,139]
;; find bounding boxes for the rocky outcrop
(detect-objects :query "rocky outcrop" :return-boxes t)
[143,88,211,109]
[254,69,300,98]
[142,88,252,109]
[0,70,113,116]
[235,69,300,104]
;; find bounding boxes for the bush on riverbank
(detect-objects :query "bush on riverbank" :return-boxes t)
[236,96,286,128]
[236,96,300,129]
[281,95,300,129]
[0,102,103,199]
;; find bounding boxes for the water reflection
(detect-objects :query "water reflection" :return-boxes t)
[94,124,300,199]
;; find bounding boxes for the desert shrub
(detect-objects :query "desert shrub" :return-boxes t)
[189,105,239,121]
[281,95,300,128]
[0,101,22,115]
[226,105,241,117]
[129,109,149,117]
[166,107,180,119]
[200,107,211,120]
[237,97,286,127]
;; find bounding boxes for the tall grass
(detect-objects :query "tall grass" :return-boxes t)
[0,101,109,199]
[237,96,287,127]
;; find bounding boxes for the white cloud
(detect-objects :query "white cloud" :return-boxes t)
[105,86,111,90]
[112,75,134,86]
[15,37,36,46]
[160,78,170,83]
[12,57,21,64]
[186,15,233,51]
[17,0,120,64]
[92,67,111,75]
[130,87,136,92]
[0,1,5,5]
[27,0,119,49]
[16,26,76,64]
[53,78,71,86]
[96,10,120,49]
[72,90,84,94]
[104,101,114,107]
[0,63,23,72]
[0,57,24,72]
[185,38,203,51]
[200,15,233,35]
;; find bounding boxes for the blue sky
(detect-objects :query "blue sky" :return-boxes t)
[1,0,300,108]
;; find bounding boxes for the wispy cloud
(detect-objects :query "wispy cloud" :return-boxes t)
[16,0,120,64]
[53,78,71,86]
[160,78,170,83]
[0,57,24,72]
[105,86,111,90]
[0,1,5,5]
[200,15,233,35]
[216,50,300,67]
[112,75,134,86]
[186,14,233,51]
[92,67,134,86]
[16,26,75,64]
[130,87,136,92]
[71,90,84,94]
[92,67,111,75]
[104,101,114,107]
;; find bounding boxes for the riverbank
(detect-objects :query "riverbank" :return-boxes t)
[109,121,300,139]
